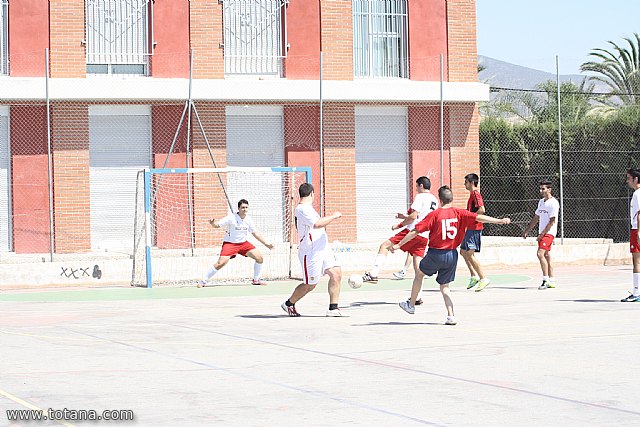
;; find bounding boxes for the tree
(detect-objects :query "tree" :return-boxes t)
[580,33,640,106]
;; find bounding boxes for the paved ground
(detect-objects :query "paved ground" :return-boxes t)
[1,264,639,426]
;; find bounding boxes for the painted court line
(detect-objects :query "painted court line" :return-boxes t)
[172,324,640,418]
[0,387,75,427]
[63,327,443,426]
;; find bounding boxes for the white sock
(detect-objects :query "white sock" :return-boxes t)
[471,275,479,280]
[254,262,263,280]
[543,275,549,282]
[549,277,555,282]
[203,267,218,281]
[371,254,386,277]
[633,273,640,296]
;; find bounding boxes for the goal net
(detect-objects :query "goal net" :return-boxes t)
[132,167,311,287]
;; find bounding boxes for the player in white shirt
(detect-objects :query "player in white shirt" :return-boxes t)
[282,183,344,317]
[522,180,560,289]
[198,199,274,287]
[362,176,438,303]
[622,168,640,302]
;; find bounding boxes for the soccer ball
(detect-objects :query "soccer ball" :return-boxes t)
[348,274,363,289]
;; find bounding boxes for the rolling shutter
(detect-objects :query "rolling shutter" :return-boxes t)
[225,105,285,242]
[89,105,151,251]
[356,106,408,242]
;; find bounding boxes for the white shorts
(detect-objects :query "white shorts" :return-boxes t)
[299,247,340,285]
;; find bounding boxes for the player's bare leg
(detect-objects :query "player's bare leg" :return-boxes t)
[399,267,424,314]
[198,256,231,287]
[408,265,425,306]
[364,240,393,283]
[246,249,266,285]
[440,283,457,325]
[214,256,231,270]
[411,255,424,305]
[282,283,316,316]
[326,266,342,305]
[537,248,552,289]
[460,249,477,277]
[622,253,640,301]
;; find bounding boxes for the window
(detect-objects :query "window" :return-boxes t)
[223,0,288,77]
[0,1,7,75]
[353,0,408,79]
[85,0,152,76]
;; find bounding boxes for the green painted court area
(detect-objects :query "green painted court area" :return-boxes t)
[0,274,529,302]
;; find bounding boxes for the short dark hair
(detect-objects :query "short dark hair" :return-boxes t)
[464,173,479,186]
[438,185,453,204]
[299,182,314,198]
[627,168,640,181]
[416,176,431,190]
[539,180,553,189]
[238,199,249,209]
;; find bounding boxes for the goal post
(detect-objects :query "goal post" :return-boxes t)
[132,166,312,288]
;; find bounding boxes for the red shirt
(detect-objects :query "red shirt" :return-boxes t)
[467,190,485,231]
[414,207,478,249]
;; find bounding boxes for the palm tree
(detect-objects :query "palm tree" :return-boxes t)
[580,33,640,106]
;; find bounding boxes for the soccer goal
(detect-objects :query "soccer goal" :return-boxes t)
[131,166,312,287]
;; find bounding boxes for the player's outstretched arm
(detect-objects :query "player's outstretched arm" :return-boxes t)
[392,210,418,231]
[252,232,274,249]
[208,218,221,228]
[476,214,510,225]
[390,229,419,252]
[522,215,539,239]
[313,211,342,229]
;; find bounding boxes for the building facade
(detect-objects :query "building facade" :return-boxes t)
[0,0,488,256]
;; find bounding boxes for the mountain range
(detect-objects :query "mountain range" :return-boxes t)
[478,55,607,91]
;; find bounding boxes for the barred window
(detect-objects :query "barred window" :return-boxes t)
[0,1,7,75]
[353,0,408,79]
[223,0,287,77]
[85,0,152,76]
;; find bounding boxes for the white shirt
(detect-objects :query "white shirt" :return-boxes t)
[406,192,439,237]
[535,197,560,236]
[631,188,640,229]
[295,203,328,255]
[218,213,256,243]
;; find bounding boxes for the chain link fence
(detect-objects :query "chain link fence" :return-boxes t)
[480,87,640,241]
[1,51,638,285]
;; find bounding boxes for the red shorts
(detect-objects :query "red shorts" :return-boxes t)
[538,234,554,251]
[630,230,640,253]
[220,241,256,259]
[389,229,428,257]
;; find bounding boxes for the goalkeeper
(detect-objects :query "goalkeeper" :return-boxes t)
[198,199,274,287]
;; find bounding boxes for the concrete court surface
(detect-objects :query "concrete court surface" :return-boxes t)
[0,264,639,426]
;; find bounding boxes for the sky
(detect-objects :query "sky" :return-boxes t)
[476,0,639,75]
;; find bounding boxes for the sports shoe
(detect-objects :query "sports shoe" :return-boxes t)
[393,270,406,279]
[407,298,423,306]
[445,316,457,325]
[362,272,378,283]
[251,279,267,286]
[467,277,480,289]
[399,300,415,314]
[546,280,556,289]
[197,280,207,288]
[326,308,343,317]
[475,278,491,292]
[281,301,301,317]
[538,280,551,290]
[621,293,640,302]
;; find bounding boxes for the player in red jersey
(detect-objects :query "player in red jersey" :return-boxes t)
[390,186,511,325]
[460,173,490,292]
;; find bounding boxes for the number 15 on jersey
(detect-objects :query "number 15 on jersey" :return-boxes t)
[442,218,458,240]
